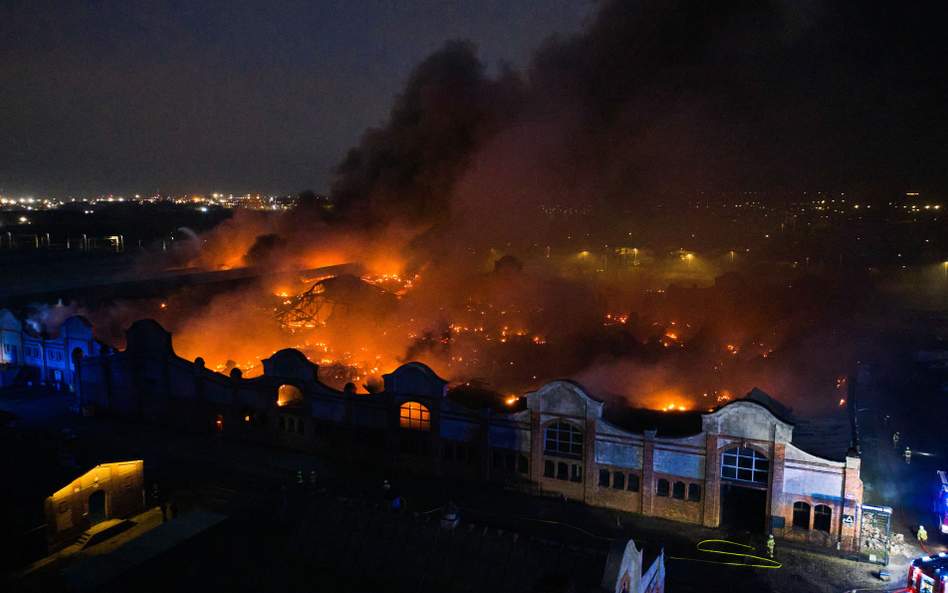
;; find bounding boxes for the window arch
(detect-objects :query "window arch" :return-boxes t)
[399,402,430,430]
[277,384,303,407]
[628,473,640,492]
[599,469,610,487]
[672,481,685,500]
[656,479,670,497]
[557,462,568,480]
[688,483,701,502]
[793,501,811,529]
[814,504,832,532]
[544,422,583,457]
[613,472,625,490]
[721,446,769,484]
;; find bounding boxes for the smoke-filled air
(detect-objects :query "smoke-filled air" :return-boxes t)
[36,0,943,417]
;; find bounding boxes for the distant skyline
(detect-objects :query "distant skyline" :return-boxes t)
[2,1,947,205]
[0,0,591,197]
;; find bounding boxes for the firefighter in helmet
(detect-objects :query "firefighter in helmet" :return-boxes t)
[919,525,928,543]
[766,534,775,559]
[904,446,912,464]
[893,431,900,450]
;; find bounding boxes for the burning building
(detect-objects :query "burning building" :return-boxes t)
[76,318,864,547]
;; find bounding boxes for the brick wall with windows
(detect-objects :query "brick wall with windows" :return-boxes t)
[648,472,705,524]
[588,464,644,513]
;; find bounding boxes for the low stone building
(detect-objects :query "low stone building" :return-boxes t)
[45,460,145,552]
[77,319,863,547]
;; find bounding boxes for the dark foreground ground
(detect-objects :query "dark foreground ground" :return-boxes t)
[0,385,925,592]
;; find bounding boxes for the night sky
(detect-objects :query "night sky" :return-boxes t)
[2,0,947,201]
[0,0,590,197]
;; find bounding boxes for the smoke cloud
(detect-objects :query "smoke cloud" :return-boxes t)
[62,0,945,417]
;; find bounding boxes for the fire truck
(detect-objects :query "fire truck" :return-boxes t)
[935,470,948,535]
[908,553,948,593]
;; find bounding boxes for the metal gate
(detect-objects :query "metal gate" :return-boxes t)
[858,504,892,565]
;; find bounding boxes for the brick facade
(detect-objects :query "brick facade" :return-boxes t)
[78,319,863,542]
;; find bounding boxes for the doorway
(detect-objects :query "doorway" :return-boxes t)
[88,490,106,525]
[720,482,767,533]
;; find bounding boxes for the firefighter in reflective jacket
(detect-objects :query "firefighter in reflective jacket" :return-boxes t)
[918,525,928,543]
[766,535,775,559]
[893,432,900,449]
[904,446,912,464]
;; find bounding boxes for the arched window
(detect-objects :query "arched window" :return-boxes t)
[721,446,769,484]
[544,460,555,478]
[544,422,583,457]
[656,479,670,497]
[814,504,832,532]
[399,402,430,431]
[688,483,701,502]
[672,481,685,500]
[628,473,640,492]
[599,469,610,487]
[613,472,625,490]
[277,384,303,407]
[793,501,811,529]
[557,462,568,480]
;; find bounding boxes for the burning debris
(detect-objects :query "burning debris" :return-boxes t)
[55,0,888,414]
[274,274,398,330]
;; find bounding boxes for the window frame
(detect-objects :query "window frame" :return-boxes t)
[599,469,611,487]
[792,501,811,530]
[557,461,569,480]
[399,401,431,431]
[543,422,583,458]
[814,504,832,532]
[721,446,769,485]
[627,473,640,492]
[687,483,701,502]
[656,478,670,497]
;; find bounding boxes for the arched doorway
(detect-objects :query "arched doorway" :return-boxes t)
[88,490,106,526]
[719,446,770,533]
